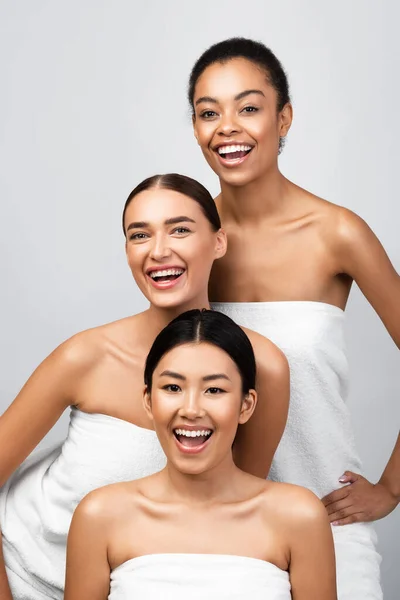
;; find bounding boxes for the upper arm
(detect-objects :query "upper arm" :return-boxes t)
[64,492,111,600]
[288,490,337,600]
[234,333,290,478]
[0,332,97,486]
[336,209,400,346]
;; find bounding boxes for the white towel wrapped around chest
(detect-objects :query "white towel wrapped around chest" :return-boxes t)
[0,408,166,599]
[109,554,291,600]
[213,302,382,599]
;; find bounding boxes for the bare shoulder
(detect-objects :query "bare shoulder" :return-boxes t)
[55,312,144,373]
[74,480,140,525]
[261,482,328,527]
[298,187,371,246]
[242,327,289,375]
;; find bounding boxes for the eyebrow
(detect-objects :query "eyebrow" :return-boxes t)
[126,215,196,232]
[195,89,265,106]
[159,370,231,382]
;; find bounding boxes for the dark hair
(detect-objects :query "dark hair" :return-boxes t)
[144,309,256,395]
[188,38,290,153]
[122,173,221,235]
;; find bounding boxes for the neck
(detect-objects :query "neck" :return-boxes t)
[142,291,211,342]
[219,164,291,224]
[163,453,241,505]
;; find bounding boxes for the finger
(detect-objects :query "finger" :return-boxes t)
[332,513,364,526]
[338,471,359,484]
[329,506,363,523]
[325,498,354,516]
[322,486,351,507]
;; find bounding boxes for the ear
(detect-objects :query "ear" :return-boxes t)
[238,389,257,425]
[143,386,154,420]
[214,228,227,260]
[278,102,293,138]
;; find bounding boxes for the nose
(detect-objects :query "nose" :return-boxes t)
[149,232,172,261]
[217,111,241,137]
[178,390,206,420]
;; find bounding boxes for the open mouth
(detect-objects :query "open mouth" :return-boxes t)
[173,428,213,449]
[216,144,253,161]
[147,268,185,284]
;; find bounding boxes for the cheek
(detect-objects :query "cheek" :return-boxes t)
[127,247,145,270]
[196,123,215,147]
[212,402,242,429]
[187,242,216,273]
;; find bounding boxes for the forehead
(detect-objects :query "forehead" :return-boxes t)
[156,342,241,380]
[194,58,271,101]
[125,188,204,224]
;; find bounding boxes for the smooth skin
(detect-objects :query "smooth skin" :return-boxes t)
[0,187,289,593]
[65,342,336,600]
[192,57,400,525]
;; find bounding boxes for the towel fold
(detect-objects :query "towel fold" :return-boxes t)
[212,301,382,599]
[0,409,166,598]
[109,554,291,599]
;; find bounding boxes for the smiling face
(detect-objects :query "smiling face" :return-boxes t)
[192,58,292,187]
[124,188,226,311]
[144,342,256,476]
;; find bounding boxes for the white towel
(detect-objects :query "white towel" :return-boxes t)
[0,409,166,599]
[213,301,382,599]
[109,554,291,600]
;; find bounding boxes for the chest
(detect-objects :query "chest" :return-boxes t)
[112,507,287,570]
[77,353,153,428]
[211,224,338,302]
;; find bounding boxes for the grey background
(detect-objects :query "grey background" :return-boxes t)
[0,1,399,596]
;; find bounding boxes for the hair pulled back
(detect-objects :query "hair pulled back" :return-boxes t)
[188,37,290,114]
[144,309,256,395]
[122,173,221,235]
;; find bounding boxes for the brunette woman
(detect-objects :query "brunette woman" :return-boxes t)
[0,174,289,599]
[65,309,336,600]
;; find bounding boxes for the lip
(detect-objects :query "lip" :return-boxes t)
[212,142,254,169]
[173,424,214,455]
[145,264,186,291]
[146,264,185,275]
[173,432,213,455]
[173,424,213,431]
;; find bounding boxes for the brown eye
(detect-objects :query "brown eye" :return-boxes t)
[200,110,217,119]
[163,384,181,393]
[129,232,149,241]
[171,227,191,235]
[206,387,225,395]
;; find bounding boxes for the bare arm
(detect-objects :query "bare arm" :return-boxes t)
[337,209,400,347]
[379,432,400,502]
[234,332,290,478]
[289,490,337,600]
[0,332,96,486]
[65,493,111,600]
[322,210,400,521]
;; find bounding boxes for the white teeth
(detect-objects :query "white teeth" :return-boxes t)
[218,144,252,155]
[174,429,212,437]
[149,268,184,279]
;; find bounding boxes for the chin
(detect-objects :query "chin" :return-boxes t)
[218,171,257,187]
[176,463,210,476]
[149,291,196,311]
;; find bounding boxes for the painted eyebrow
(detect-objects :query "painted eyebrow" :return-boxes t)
[159,370,230,383]
[126,216,196,232]
[202,373,231,383]
[195,89,265,106]
[159,370,186,381]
